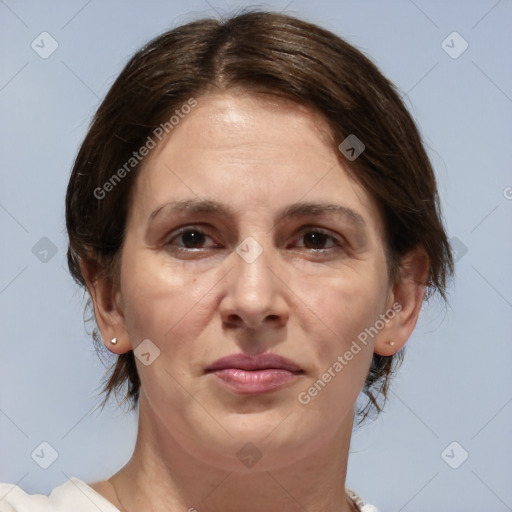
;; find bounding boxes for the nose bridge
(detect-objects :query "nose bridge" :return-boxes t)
[234,234,275,298]
[221,232,287,328]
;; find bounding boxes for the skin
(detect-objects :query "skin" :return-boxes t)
[83,91,428,512]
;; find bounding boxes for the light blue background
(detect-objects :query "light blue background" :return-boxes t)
[1,1,511,511]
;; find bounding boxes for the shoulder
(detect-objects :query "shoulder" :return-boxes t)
[0,478,120,512]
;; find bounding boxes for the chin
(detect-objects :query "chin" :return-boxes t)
[183,421,316,473]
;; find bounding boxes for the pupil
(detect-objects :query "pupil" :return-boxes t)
[183,231,203,247]
[305,232,325,248]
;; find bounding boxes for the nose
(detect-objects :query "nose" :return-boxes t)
[218,237,289,331]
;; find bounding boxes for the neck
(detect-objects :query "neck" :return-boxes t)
[108,395,358,512]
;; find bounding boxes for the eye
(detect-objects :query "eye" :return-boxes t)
[292,229,343,252]
[165,227,218,251]
[164,226,344,256]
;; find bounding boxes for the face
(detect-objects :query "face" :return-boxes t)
[114,91,394,470]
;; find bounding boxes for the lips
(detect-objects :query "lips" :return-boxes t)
[205,353,303,394]
[205,353,302,372]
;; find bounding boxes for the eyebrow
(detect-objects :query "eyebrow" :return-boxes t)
[148,198,367,230]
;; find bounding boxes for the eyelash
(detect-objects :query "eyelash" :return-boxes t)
[165,225,344,255]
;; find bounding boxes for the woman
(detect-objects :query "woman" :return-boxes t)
[0,10,453,512]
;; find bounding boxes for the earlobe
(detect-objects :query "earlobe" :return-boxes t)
[107,336,125,354]
[374,247,429,356]
[374,336,402,357]
[79,257,131,354]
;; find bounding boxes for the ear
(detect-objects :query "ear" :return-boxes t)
[79,257,131,354]
[374,246,429,356]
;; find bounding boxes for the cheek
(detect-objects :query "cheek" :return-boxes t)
[302,264,387,349]
[293,265,387,410]
[119,249,209,345]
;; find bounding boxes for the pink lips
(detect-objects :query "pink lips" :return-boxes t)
[205,353,303,394]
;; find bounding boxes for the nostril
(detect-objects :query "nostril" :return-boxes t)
[226,314,244,327]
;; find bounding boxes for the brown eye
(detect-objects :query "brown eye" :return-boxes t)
[295,229,340,251]
[302,231,331,249]
[166,227,217,252]
[180,230,207,248]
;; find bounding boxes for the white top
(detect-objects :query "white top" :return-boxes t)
[346,488,379,512]
[0,478,120,512]
[0,479,377,512]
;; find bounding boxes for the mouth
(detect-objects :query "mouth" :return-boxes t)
[205,353,304,394]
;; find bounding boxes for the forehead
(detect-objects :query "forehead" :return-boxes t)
[182,91,335,150]
[128,91,384,238]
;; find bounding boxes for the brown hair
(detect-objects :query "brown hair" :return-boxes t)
[65,10,453,422]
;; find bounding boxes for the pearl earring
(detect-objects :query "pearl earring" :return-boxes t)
[388,340,395,347]
[110,337,118,345]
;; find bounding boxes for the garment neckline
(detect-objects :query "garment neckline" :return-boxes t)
[345,487,376,511]
[62,478,373,512]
